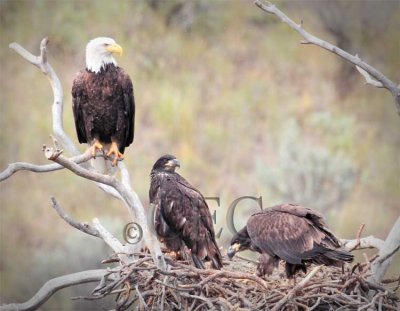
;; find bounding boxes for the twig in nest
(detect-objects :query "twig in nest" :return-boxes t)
[348,223,366,251]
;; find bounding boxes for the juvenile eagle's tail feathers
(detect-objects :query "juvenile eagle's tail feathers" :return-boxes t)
[206,238,223,270]
[313,247,354,267]
[192,236,223,270]
[324,248,354,263]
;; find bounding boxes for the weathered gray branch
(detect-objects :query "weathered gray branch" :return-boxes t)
[255,0,400,114]
[51,197,100,237]
[341,236,385,252]
[341,218,400,284]
[0,270,112,311]
[368,217,400,284]
[10,38,80,155]
[0,162,62,181]
[50,196,134,264]
[0,150,93,182]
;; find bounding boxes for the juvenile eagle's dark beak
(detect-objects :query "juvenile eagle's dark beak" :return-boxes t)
[227,243,241,259]
[166,158,180,168]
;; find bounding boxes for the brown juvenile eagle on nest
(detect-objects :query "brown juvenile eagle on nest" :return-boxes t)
[150,155,223,270]
[228,204,353,278]
[72,37,134,169]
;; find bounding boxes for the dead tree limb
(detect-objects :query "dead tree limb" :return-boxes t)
[254,0,400,114]
[9,38,80,155]
[340,218,400,284]
[0,270,112,311]
[341,236,385,252]
[0,150,93,182]
[43,146,164,268]
[368,217,400,284]
[51,197,131,263]
[51,197,100,237]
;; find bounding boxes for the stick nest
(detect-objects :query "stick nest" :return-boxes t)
[76,251,399,311]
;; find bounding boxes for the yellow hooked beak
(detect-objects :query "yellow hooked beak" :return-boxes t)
[106,43,123,56]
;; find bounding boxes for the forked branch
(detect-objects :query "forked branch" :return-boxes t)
[0,270,112,311]
[10,38,79,155]
[255,0,400,114]
[42,145,164,267]
[0,150,94,182]
[340,219,400,284]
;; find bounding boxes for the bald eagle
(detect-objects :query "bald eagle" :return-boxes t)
[72,37,134,167]
[228,204,353,278]
[150,155,223,270]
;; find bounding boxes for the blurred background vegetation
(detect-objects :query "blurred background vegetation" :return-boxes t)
[1,0,399,309]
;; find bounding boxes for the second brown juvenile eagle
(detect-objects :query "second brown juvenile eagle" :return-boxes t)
[149,155,223,269]
[228,204,353,278]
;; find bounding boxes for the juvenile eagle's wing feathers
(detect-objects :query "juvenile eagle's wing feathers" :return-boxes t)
[162,176,213,242]
[248,212,314,264]
[175,177,216,237]
[271,204,341,247]
[247,204,338,265]
[158,174,222,269]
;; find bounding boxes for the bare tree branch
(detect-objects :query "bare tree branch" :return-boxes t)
[356,65,384,88]
[254,0,400,114]
[51,197,135,265]
[10,38,80,155]
[341,236,385,252]
[43,146,164,268]
[0,270,112,311]
[50,197,100,237]
[0,162,62,181]
[91,218,133,264]
[340,218,400,284]
[369,217,400,284]
[0,150,94,182]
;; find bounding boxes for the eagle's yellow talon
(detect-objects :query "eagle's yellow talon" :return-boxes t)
[107,142,124,166]
[91,141,103,158]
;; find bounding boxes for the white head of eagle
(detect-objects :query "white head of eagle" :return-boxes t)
[85,37,123,74]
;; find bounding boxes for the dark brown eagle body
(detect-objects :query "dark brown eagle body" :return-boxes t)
[72,63,134,154]
[150,155,223,270]
[228,204,353,278]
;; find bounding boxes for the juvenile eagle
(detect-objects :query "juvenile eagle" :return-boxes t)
[228,204,353,278]
[72,37,135,167]
[150,155,223,270]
